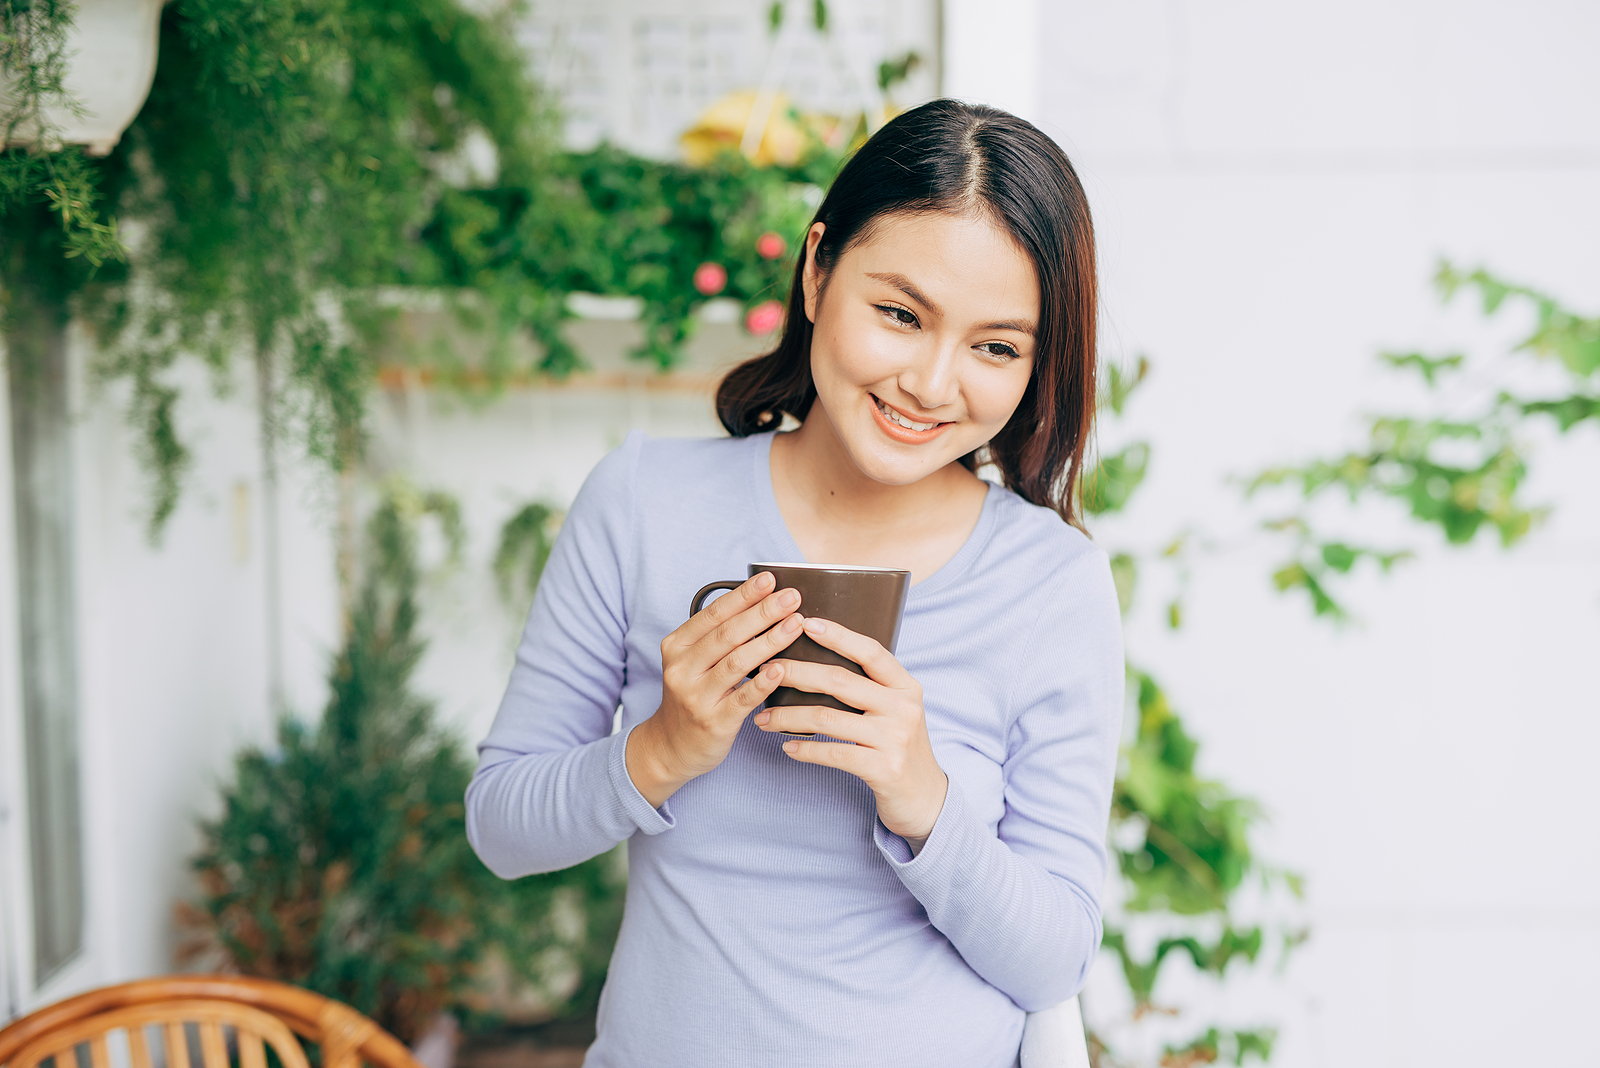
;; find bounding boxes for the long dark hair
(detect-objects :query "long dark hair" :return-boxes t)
[715,98,1099,529]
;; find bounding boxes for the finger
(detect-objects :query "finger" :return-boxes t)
[756,703,877,744]
[799,618,913,688]
[693,585,801,669]
[717,611,807,684]
[725,661,786,714]
[780,736,874,777]
[767,659,882,712]
[676,571,776,647]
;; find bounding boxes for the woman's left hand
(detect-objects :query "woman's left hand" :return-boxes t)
[754,616,948,844]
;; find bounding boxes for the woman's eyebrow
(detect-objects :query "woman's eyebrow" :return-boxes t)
[867,272,942,317]
[980,318,1037,337]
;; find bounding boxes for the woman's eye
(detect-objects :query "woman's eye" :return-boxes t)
[876,304,918,327]
[978,342,1021,360]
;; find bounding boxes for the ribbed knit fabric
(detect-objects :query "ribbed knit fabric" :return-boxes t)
[467,431,1124,1068]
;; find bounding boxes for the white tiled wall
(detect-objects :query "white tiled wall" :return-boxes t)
[517,0,940,157]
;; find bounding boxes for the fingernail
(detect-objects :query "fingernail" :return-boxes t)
[765,662,783,679]
[804,618,826,635]
[782,614,803,633]
[754,571,775,590]
[778,588,800,608]
[783,741,799,754]
[754,710,770,725]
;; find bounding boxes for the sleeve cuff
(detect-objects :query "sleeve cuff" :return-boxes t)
[873,775,966,869]
[606,720,676,836]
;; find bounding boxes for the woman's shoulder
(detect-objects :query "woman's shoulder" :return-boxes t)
[583,430,755,495]
[632,429,754,465]
[982,480,1105,582]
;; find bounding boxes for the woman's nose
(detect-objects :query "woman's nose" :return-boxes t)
[897,343,962,411]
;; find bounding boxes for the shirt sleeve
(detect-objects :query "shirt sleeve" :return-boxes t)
[466,431,674,879]
[871,548,1124,1011]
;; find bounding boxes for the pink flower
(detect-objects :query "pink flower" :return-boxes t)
[693,262,728,296]
[755,231,787,260]
[744,299,784,335]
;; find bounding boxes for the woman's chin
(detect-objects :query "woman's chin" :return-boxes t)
[845,435,973,487]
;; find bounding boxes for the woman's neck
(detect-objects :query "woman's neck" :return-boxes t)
[769,409,987,581]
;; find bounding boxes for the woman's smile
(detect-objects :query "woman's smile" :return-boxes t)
[870,393,953,443]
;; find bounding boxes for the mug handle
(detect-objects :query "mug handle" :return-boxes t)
[690,580,743,617]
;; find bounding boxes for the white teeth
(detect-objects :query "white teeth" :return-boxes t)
[876,398,937,432]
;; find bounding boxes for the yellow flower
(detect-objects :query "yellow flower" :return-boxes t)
[680,90,809,168]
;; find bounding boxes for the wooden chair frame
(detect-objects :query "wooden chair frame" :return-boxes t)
[0,977,422,1068]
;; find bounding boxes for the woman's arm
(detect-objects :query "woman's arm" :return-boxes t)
[758,550,1124,1010]
[894,552,1123,1009]
[466,433,668,878]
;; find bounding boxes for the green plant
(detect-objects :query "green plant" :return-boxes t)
[5,0,853,536]
[4,0,560,536]
[416,143,836,377]
[181,483,623,1041]
[0,0,126,271]
[1082,362,1301,1067]
[493,500,560,610]
[1250,262,1598,618]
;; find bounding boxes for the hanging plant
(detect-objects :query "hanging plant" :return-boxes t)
[1,0,127,292]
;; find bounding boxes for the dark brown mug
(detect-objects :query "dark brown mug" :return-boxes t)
[690,562,911,716]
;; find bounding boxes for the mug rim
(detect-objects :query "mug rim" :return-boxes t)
[751,561,910,575]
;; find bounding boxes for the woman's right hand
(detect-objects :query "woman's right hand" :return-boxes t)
[625,571,802,807]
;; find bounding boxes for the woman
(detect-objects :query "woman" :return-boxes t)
[467,99,1122,1067]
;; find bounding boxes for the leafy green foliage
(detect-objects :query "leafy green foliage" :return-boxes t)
[5,0,557,532]
[1083,443,1151,517]
[1438,262,1600,377]
[876,51,922,93]
[1115,672,1260,916]
[1083,357,1152,517]
[1378,350,1463,385]
[1103,355,1150,416]
[182,485,622,1040]
[1252,262,1596,616]
[1250,416,1539,548]
[1257,517,1412,620]
[1160,1027,1276,1067]
[6,0,853,534]
[1089,361,1298,1064]
[0,0,127,270]
[86,0,546,526]
[1101,927,1263,1008]
[494,501,560,609]
[419,145,832,374]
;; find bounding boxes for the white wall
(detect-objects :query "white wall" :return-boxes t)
[964,1,1598,1064]
[0,328,338,1014]
[364,312,758,750]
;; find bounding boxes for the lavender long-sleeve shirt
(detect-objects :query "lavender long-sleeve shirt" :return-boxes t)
[467,431,1123,1068]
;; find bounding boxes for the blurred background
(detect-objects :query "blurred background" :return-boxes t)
[1,1,1595,1066]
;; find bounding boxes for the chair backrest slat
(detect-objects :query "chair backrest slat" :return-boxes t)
[237,1032,266,1068]
[196,1023,226,1068]
[162,1024,189,1068]
[125,1027,152,1068]
[87,1035,109,1068]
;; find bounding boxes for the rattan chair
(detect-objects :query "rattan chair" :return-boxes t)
[0,976,422,1068]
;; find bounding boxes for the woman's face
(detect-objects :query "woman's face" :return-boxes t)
[801,211,1039,487]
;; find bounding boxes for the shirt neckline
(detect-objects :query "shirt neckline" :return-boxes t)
[748,430,999,599]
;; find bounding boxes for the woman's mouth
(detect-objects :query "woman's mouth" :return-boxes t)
[870,394,950,441]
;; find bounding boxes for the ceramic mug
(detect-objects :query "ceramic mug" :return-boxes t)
[690,562,911,715]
